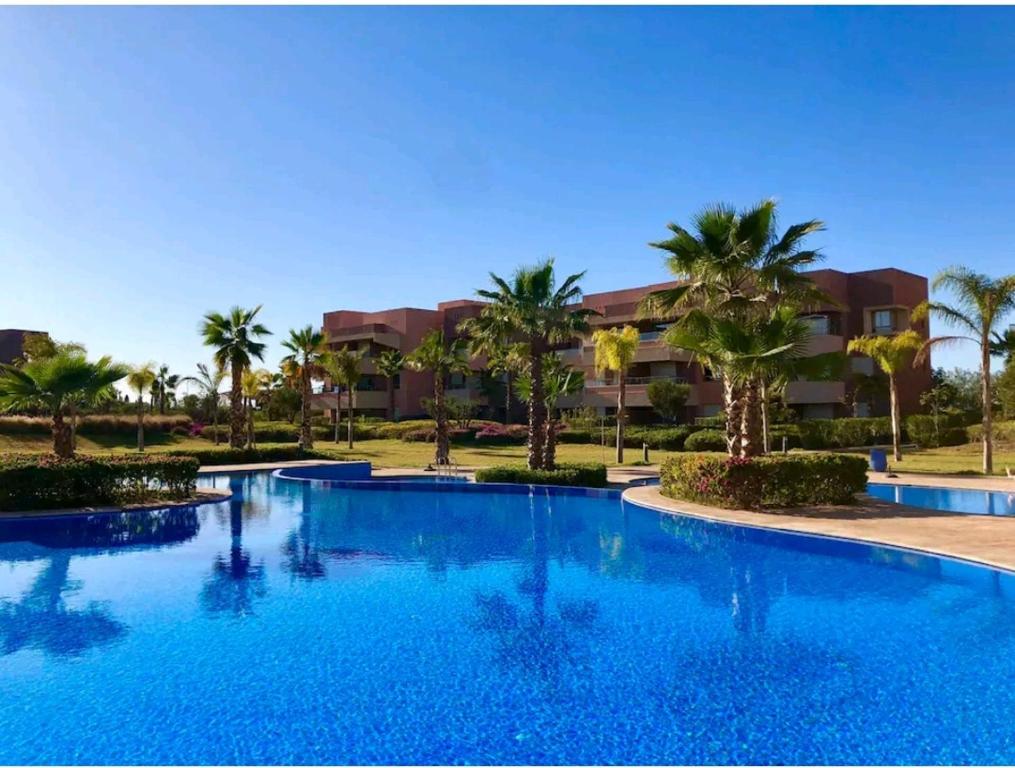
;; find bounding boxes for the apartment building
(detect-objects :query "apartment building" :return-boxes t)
[314,267,932,422]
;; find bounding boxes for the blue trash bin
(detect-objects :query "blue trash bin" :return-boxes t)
[869,448,887,472]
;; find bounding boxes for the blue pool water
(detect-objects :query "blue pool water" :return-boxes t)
[867,482,1015,516]
[2,474,1015,764]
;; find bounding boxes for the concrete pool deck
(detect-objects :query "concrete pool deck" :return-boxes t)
[624,484,1015,573]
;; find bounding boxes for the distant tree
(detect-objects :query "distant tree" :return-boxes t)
[200,306,272,449]
[996,361,1015,421]
[17,336,86,365]
[847,331,923,462]
[592,326,640,463]
[280,325,329,450]
[647,379,691,423]
[152,365,180,414]
[406,329,470,465]
[320,346,364,448]
[126,363,158,453]
[375,350,405,422]
[0,352,127,457]
[181,363,227,444]
[516,355,584,469]
[240,369,269,448]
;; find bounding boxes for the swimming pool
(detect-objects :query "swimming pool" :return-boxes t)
[2,473,1015,764]
[867,482,1015,516]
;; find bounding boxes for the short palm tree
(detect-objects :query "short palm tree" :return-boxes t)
[913,267,1015,474]
[375,349,405,422]
[406,329,470,465]
[516,355,584,469]
[240,368,270,448]
[474,260,597,469]
[126,363,158,453]
[592,325,640,463]
[152,365,179,414]
[200,306,271,449]
[0,353,128,457]
[280,326,330,450]
[181,363,227,444]
[320,347,364,448]
[847,331,923,462]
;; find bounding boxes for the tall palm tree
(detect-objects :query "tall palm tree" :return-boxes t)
[913,267,1015,474]
[152,365,180,414]
[0,353,128,458]
[375,349,405,422]
[459,313,529,425]
[848,331,923,462]
[474,260,597,469]
[126,363,157,453]
[181,363,227,445]
[320,347,364,448]
[406,329,470,465]
[200,306,271,449]
[591,325,640,463]
[641,200,827,453]
[240,368,269,449]
[280,326,329,450]
[516,355,584,469]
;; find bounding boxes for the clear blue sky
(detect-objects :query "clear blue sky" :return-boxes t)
[2,6,1013,385]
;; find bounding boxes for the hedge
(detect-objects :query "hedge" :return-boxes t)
[904,414,970,448]
[660,453,869,510]
[796,417,894,449]
[0,454,199,512]
[165,445,332,466]
[474,462,608,488]
[684,429,728,452]
[0,414,192,436]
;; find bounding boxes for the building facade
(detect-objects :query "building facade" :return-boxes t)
[315,267,931,422]
[0,329,49,366]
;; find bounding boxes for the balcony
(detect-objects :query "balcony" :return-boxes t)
[326,323,402,350]
[312,389,390,411]
[784,381,846,405]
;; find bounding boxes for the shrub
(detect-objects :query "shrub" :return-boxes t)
[905,414,969,448]
[473,423,528,445]
[0,414,192,436]
[0,454,199,512]
[474,462,608,488]
[165,446,331,466]
[660,453,868,510]
[625,425,693,451]
[684,429,727,452]
[796,417,894,449]
[557,427,596,444]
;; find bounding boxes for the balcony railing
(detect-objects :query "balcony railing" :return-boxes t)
[586,375,688,388]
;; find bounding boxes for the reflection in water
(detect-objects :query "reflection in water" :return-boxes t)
[0,552,126,657]
[473,492,599,684]
[201,478,266,617]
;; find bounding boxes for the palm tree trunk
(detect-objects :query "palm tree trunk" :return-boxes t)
[230,362,245,449]
[722,374,743,457]
[334,391,341,444]
[889,374,902,462]
[616,370,626,464]
[137,395,145,453]
[982,340,994,474]
[739,377,764,458]
[504,373,512,425]
[543,417,558,470]
[527,349,546,470]
[760,379,770,455]
[434,374,450,465]
[69,401,78,452]
[212,395,220,446]
[347,388,355,449]
[299,367,313,450]
[247,398,255,449]
[52,408,73,459]
[388,378,396,422]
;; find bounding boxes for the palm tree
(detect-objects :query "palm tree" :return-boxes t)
[913,267,1015,474]
[280,326,329,450]
[0,353,128,457]
[320,347,364,448]
[516,355,584,469]
[375,349,405,422]
[847,331,923,462]
[474,260,597,469]
[181,363,226,444]
[240,368,269,448]
[406,329,470,465]
[641,200,827,454]
[591,325,640,463]
[152,365,179,414]
[200,306,271,449]
[126,363,157,453]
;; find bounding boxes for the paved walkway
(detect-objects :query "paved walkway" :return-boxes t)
[624,485,1015,573]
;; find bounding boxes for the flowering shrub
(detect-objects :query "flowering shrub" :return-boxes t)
[474,423,528,445]
[0,454,199,512]
[661,453,868,509]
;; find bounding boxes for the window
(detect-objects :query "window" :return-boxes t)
[802,315,831,335]
[873,310,894,333]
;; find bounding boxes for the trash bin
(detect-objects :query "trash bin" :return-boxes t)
[869,448,887,472]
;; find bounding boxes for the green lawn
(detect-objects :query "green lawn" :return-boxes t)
[847,443,1015,476]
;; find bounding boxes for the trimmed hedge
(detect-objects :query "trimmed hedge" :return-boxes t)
[684,429,728,452]
[904,414,969,448]
[0,414,192,436]
[797,417,894,449]
[474,462,608,488]
[166,445,332,466]
[660,453,869,510]
[0,454,199,512]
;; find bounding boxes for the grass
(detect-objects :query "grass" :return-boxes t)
[3,429,1014,474]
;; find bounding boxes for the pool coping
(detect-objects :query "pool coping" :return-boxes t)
[868,471,1015,493]
[623,485,1015,574]
[0,488,232,520]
